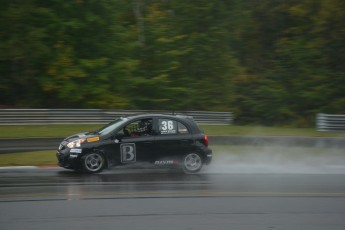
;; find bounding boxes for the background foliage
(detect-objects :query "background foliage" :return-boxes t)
[1,0,344,126]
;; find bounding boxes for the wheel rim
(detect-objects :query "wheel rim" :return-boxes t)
[84,153,104,172]
[184,153,202,172]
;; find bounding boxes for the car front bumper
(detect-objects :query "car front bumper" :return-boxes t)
[56,142,81,170]
[56,150,79,169]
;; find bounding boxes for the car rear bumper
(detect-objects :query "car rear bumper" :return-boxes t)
[205,148,212,165]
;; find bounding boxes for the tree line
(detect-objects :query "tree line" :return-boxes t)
[1,0,344,126]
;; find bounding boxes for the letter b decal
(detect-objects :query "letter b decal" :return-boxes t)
[121,143,136,163]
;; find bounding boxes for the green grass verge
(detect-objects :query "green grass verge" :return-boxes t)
[0,124,101,138]
[201,125,345,137]
[0,150,57,167]
[0,124,344,138]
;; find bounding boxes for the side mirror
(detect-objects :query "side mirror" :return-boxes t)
[115,133,125,140]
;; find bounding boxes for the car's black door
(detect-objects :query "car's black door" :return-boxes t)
[106,118,156,165]
[154,118,194,164]
[119,135,155,163]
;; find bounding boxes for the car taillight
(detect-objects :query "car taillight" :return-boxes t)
[204,135,209,146]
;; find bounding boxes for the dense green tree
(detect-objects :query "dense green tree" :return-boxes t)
[0,0,344,126]
[0,0,55,106]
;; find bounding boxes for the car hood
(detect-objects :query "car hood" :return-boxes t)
[64,132,99,142]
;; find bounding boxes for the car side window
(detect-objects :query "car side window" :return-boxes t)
[177,122,189,134]
[158,119,190,135]
[123,118,153,138]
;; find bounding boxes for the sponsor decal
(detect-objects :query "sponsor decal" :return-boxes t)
[120,143,136,163]
[70,148,82,153]
[87,136,100,142]
[154,160,175,165]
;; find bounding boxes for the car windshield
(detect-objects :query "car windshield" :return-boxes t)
[96,118,128,136]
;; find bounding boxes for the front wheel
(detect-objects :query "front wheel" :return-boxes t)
[81,152,105,173]
[182,153,203,173]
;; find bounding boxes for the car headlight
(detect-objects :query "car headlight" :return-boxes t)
[67,139,85,148]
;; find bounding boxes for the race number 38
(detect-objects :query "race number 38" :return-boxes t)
[159,119,177,134]
[120,143,136,163]
[161,120,174,131]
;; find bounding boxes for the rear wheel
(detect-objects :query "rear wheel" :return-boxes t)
[182,153,203,173]
[81,152,105,173]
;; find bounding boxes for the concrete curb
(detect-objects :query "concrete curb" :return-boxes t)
[209,135,345,147]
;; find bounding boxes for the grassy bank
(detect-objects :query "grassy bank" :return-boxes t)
[0,150,56,167]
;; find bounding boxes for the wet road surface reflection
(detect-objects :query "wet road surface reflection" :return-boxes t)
[1,167,345,201]
[0,168,214,200]
[1,168,345,230]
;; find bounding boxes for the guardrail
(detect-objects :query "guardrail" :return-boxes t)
[317,113,345,132]
[0,109,233,125]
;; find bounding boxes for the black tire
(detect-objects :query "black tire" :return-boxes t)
[182,153,203,174]
[81,152,105,173]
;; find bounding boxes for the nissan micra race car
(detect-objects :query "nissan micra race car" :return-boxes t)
[57,114,212,173]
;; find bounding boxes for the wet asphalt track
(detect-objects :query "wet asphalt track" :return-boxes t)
[1,166,345,230]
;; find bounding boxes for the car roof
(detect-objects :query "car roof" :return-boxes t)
[125,113,189,120]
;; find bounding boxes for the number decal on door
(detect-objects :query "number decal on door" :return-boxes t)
[159,119,177,134]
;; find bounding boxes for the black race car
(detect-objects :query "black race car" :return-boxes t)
[57,114,212,173]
